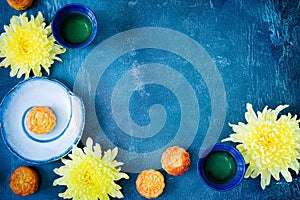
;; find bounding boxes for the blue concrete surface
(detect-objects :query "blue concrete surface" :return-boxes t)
[0,0,299,199]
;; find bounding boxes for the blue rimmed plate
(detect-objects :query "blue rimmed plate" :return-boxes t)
[0,77,85,163]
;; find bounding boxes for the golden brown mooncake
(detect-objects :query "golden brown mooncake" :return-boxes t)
[26,106,56,134]
[6,0,34,10]
[161,146,191,176]
[9,166,40,196]
[136,169,165,199]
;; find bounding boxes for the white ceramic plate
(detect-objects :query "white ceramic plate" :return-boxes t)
[0,77,85,163]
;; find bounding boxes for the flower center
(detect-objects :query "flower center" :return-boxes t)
[248,120,298,169]
[73,159,99,188]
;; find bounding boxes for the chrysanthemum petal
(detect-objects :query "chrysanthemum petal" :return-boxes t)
[290,160,299,173]
[281,170,292,182]
[244,165,254,178]
[103,149,113,161]
[111,187,125,198]
[53,177,66,186]
[221,132,241,143]
[93,143,102,157]
[245,103,257,123]
[86,137,93,150]
[260,178,267,190]
[3,25,10,33]
[250,168,260,179]
[9,67,18,77]
[58,189,73,199]
[270,169,280,181]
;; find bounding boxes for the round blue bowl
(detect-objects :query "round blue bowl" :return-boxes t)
[52,3,97,49]
[198,144,245,191]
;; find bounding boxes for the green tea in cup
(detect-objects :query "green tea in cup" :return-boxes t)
[203,150,237,184]
[198,144,245,191]
[59,13,92,44]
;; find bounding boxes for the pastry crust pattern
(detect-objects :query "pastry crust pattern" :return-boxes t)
[6,0,34,10]
[26,106,56,134]
[136,169,165,199]
[9,166,39,196]
[161,146,191,176]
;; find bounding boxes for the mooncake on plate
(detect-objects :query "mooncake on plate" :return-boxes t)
[26,106,56,134]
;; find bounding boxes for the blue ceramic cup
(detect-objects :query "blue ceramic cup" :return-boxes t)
[52,3,97,49]
[198,144,245,191]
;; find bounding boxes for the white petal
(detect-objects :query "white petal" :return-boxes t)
[281,170,292,182]
[245,103,257,123]
[86,137,93,150]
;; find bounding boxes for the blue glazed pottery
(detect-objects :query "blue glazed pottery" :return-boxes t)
[52,3,97,49]
[198,144,245,191]
[0,77,85,163]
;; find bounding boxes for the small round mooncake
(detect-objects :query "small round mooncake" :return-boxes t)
[136,169,165,199]
[9,166,40,196]
[26,106,56,134]
[6,0,34,10]
[161,146,191,176]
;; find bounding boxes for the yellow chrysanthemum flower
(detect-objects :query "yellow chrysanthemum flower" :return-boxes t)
[222,103,300,189]
[0,12,66,79]
[53,137,129,200]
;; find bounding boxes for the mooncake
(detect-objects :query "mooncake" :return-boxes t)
[26,106,56,134]
[9,166,39,196]
[136,169,165,199]
[161,146,191,176]
[6,0,34,10]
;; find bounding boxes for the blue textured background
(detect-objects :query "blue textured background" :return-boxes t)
[0,0,300,199]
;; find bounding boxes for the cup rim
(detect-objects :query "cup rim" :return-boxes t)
[51,3,98,49]
[198,144,245,191]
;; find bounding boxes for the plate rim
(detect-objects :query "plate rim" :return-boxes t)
[0,77,85,163]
